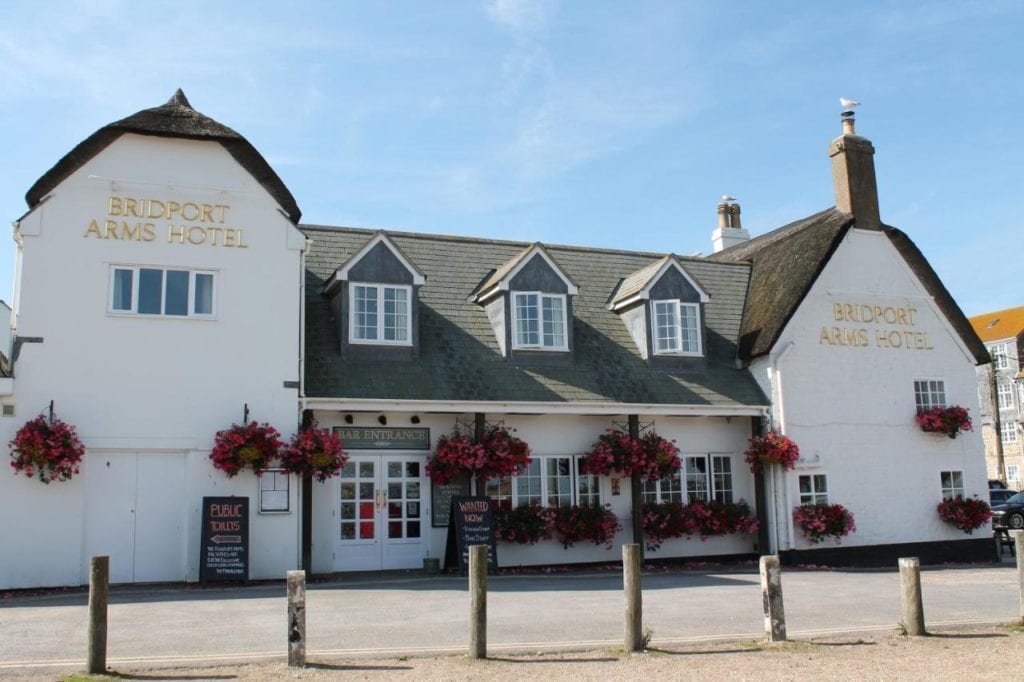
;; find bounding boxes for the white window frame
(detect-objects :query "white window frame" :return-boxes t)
[642,454,734,504]
[651,299,702,356]
[108,265,217,319]
[1007,464,1020,484]
[1001,421,1018,443]
[348,282,413,346]
[259,469,290,513]
[940,470,964,501]
[486,455,599,509]
[913,379,946,413]
[798,473,829,506]
[997,382,1014,411]
[511,291,569,351]
[991,342,1009,370]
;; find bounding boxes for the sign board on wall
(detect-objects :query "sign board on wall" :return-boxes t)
[431,477,471,527]
[199,496,249,582]
[332,427,430,450]
[444,496,498,574]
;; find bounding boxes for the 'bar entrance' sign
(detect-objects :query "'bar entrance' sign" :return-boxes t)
[200,496,249,582]
[332,426,430,450]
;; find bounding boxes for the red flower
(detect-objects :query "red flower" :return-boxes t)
[915,406,972,439]
[548,504,621,549]
[581,429,680,481]
[209,422,283,477]
[280,428,348,483]
[9,415,85,484]
[792,503,856,544]
[744,432,800,474]
[425,427,532,484]
[642,500,758,551]
[494,503,552,545]
[936,496,991,533]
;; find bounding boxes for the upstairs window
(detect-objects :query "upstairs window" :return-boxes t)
[652,300,701,355]
[997,382,1014,411]
[798,474,829,505]
[512,292,567,350]
[991,342,1009,370]
[350,283,411,345]
[1001,421,1018,443]
[913,379,946,413]
[110,266,215,318]
[940,470,964,500]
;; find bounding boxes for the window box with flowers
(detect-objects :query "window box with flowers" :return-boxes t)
[9,414,86,484]
[581,429,681,481]
[936,496,991,534]
[915,406,972,439]
[210,421,283,477]
[548,504,622,549]
[494,503,552,545]
[642,500,758,551]
[426,426,531,484]
[792,503,856,544]
[280,427,348,482]
[744,431,800,474]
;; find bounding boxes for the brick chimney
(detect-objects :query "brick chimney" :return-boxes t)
[829,107,881,230]
[711,196,750,253]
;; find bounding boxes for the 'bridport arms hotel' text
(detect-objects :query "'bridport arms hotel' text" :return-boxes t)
[83,195,249,248]
[821,301,934,350]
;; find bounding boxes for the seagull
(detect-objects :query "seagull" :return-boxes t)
[840,98,861,110]
[721,194,736,203]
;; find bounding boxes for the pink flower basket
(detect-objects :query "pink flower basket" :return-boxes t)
[9,415,85,484]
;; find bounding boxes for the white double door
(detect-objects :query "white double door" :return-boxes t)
[335,454,428,571]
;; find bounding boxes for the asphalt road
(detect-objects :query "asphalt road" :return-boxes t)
[0,562,1020,675]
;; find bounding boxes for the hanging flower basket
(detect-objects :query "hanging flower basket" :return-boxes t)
[548,504,622,549]
[642,500,758,551]
[280,427,348,483]
[915,406,972,439]
[494,503,552,545]
[9,415,86,484]
[792,503,856,544]
[210,421,283,477]
[425,426,532,484]
[581,429,681,481]
[936,496,991,534]
[744,432,800,474]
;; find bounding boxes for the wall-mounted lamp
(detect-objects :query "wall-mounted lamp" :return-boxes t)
[344,414,354,424]
[411,415,421,424]
[378,415,388,425]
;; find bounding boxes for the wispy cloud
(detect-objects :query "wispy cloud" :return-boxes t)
[485,0,554,34]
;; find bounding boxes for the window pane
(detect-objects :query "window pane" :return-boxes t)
[194,274,214,314]
[165,270,189,316]
[112,269,133,311]
[546,457,572,508]
[654,301,678,352]
[515,293,539,346]
[354,286,378,340]
[576,458,599,507]
[542,296,565,348]
[685,456,709,503]
[383,287,408,341]
[516,459,542,505]
[680,304,699,353]
[712,456,733,503]
[138,268,163,314]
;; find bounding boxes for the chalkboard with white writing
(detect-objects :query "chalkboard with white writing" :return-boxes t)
[444,495,498,575]
[200,496,249,582]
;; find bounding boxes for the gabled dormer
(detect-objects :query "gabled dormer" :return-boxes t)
[323,231,425,360]
[609,255,710,369]
[472,243,579,361]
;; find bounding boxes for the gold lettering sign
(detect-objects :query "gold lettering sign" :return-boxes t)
[819,301,933,351]
[82,195,248,248]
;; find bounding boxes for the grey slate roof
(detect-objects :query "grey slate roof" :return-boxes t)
[710,207,989,365]
[26,90,302,223]
[303,226,768,409]
[474,243,578,301]
[611,255,707,308]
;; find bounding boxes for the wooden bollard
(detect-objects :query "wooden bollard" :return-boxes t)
[469,544,488,659]
[759,555,786,642]
[898,557,926,636]
[87,555,109,674]
[287,570,306,667]
[1012,530,1024,620]
[623,543,643,652]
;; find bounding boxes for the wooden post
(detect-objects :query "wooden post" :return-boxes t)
[87,555,109,675]
[287,570,306,667]
[627,415,645,564]
[623,543,643,652]
[898,557,926,636]
[759,555,786,642]
[469,544,487,659]
[1012,530,1024,620]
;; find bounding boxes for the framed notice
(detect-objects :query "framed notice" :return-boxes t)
[431,476,471,527]
[199,496,249,582]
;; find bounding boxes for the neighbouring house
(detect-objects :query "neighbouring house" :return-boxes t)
[969,306,1024,486]
[0,92,992,589]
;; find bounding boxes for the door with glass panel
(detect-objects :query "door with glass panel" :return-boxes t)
[336,455,427,571]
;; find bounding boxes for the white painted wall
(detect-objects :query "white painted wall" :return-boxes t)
[750,228,988,551]
[0,133,304,588]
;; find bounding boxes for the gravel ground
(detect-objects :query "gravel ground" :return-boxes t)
[17,623,1024,681]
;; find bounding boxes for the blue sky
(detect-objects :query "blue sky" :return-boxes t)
[1,0,1020,316]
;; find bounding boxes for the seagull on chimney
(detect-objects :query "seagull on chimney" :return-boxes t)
[840,98,860,111]
[721,194,736,203]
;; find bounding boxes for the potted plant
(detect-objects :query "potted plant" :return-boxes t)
[494,503,551,545]
[936,496,991,534]
[548,504,621,549]
[9,414,86,484]
[915,406,973,439]
[744,432,800,474]
[210,421,283,477]
[426,426,532,484]
[280,427,348,482]
[792,503,856,544]
[581,429,681,481]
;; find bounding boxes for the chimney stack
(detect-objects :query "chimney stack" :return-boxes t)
[711,196,750,253]
[830,104,881,230]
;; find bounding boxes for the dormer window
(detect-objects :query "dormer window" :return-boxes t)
[350,283,411,344]
[513,292,567,350]
[653,300,701,355]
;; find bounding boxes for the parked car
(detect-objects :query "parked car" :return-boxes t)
[990,488,1020,506]
[991,492,1024,530]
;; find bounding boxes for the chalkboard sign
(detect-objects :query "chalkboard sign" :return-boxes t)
[444,496,498,575]
[431,477,471,527]
[200,496,249,582]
